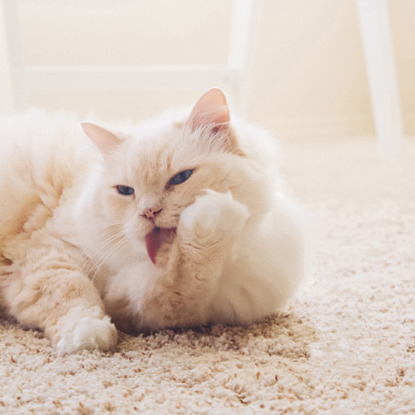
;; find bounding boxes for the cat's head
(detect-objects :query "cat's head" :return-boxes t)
[81,88,271,252]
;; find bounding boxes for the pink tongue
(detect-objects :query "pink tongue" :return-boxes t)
[145,228,162,265]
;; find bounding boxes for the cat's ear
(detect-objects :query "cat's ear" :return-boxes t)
[187,88,244,156]
[187,88,230,133]
[80,122,121,154]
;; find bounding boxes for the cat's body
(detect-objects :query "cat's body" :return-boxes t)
[0,89,306,354]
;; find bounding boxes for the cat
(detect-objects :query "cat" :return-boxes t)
[0,88,306,354]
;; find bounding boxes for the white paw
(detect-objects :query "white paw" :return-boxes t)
[180,190,249,236]
[56,316,118,355]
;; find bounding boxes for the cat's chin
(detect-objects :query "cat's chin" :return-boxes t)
[145,227,176,265]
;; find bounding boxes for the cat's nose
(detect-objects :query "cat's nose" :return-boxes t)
[141,207,162,221]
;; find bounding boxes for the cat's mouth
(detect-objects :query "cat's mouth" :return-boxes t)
[145,227,176,265]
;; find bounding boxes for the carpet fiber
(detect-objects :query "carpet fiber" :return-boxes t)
[1,140,414,414]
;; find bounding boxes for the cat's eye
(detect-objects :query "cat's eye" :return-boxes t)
[115,185,135,196]
[168,169,193,186]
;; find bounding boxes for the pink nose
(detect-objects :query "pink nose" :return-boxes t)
[141,207,162,220]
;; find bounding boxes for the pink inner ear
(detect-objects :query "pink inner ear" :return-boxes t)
[188,88,230,131]
[80,122,121,154]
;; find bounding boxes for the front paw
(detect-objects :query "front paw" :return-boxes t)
[56,316,118,355]
[180,190,249,238]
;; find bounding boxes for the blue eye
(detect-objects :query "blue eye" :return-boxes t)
[116,185,135,196]
[169,169,193,186]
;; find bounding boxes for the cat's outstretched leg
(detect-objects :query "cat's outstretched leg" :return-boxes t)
[2,239,117,354]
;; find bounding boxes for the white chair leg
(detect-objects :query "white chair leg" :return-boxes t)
[228,0,263,116]
[356,0,404,159]
[0,0,14,112]
[0,0,26,113]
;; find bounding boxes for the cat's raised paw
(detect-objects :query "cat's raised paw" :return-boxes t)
[56,316,118,355]
[180,190,249,237]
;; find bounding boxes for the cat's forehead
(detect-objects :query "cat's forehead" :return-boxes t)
[123,120,192,185]
[130,120,183,159]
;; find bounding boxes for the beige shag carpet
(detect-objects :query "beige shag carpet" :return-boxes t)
[1,139,414,414]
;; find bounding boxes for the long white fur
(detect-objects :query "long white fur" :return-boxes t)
[0,89,307,353]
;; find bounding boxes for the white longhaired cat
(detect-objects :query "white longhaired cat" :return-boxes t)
[0,88,306,354]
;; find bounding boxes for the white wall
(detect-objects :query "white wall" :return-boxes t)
[2,0,415,140]
[16,0,233,121]
[249,0,415,139]
[249,0,373,139]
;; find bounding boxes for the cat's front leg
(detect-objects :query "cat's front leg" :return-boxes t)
[104,190,249,332]
[173,190,250,281]
[138,190,250,330]
[3,240,117,355]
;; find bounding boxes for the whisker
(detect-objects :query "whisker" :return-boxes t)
[73,227,127,275]
[74,221,127,231]
[88,237,129,283]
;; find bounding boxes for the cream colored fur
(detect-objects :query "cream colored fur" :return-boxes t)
[0,89,306,354]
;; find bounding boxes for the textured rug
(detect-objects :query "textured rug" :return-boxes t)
[1,139,414,414]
